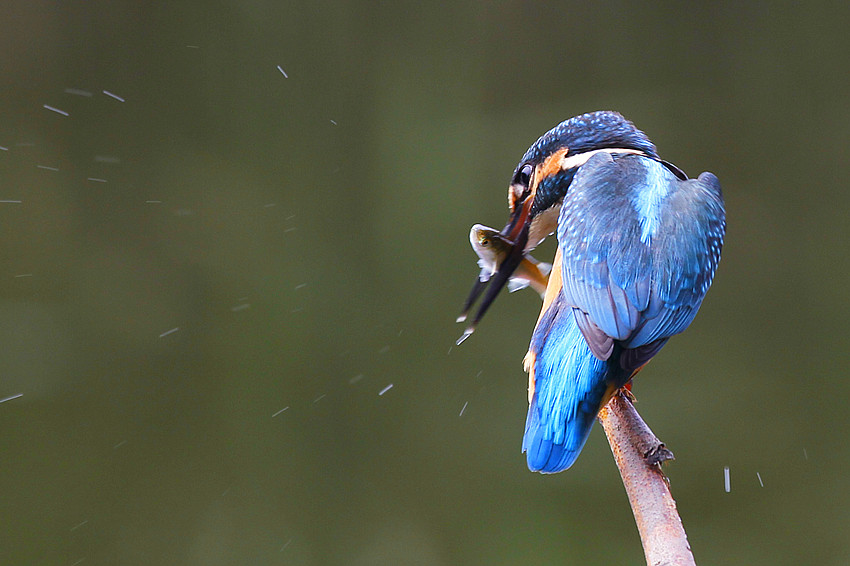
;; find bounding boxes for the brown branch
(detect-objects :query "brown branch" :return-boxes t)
[598,391,696,566]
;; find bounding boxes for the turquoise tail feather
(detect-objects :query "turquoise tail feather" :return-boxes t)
[522,293,626,473]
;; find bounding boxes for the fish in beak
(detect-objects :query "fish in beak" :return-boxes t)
[456,198,538,344]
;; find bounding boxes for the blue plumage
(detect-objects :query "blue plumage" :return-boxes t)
[558,152,724,353]
[514,112,726,473]
[458,111,724,472]
[519,111,659,165]
[523,292,624,472]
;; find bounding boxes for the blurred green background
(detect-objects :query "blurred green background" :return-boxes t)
[0,2,847,564]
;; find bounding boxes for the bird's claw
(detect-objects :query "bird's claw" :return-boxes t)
[645,443,675,466]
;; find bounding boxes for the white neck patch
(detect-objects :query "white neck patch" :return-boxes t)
[560,147,645,171]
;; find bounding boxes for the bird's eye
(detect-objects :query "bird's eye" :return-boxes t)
[515,164,533,188]
[479,238,489,246]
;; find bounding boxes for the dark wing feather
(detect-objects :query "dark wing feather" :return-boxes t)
[557,153,725,360]
[572,308,614,360]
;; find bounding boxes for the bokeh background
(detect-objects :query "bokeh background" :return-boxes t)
[0,2,847,564]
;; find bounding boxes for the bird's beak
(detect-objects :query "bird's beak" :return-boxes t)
[456,197,533,345]
[503,192,534,244]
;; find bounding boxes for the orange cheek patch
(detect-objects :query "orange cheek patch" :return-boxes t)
[507,146,568,214]
[534,147,570,191]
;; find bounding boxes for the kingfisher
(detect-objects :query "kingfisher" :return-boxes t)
[460,111,725,473]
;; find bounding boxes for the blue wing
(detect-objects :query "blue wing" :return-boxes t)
[522,153,725,473]
[557,152,725,367]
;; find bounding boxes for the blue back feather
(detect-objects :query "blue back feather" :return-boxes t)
[557,153,725,351]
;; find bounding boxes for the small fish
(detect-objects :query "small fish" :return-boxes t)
[469,224,551,296]
[456,224,551,344]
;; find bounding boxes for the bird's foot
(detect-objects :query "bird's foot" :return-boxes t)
[645,443,675,466]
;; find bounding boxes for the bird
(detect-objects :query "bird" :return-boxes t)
[461,111,725,473]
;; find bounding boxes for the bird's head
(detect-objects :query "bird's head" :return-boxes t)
[503,111,658,251]
[458,111,658,342]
